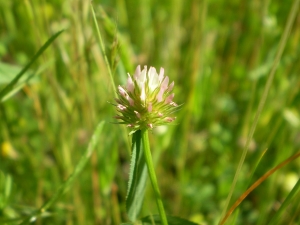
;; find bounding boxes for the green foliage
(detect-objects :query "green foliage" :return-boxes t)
[1,0,300,224]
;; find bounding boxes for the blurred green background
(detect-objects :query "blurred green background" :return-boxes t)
[1,0,300,224]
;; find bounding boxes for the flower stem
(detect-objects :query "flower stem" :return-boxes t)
[141,129,168,225]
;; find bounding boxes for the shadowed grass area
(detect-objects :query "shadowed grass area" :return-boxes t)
[1,0,300,224]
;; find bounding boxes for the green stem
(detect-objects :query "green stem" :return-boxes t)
[141,129,168,225]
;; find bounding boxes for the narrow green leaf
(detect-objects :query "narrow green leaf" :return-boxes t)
[140,215,200,225]
[126,130,148,222]
[0,62,34,84]
[0,30,64,101]
[0,172,12,210]
[0,60,37,102]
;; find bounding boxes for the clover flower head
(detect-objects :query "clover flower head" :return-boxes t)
[114,65,179,133]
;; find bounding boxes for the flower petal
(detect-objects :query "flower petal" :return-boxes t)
[134,65,141,80]
[165,117,176,122]
[161,76,169,90]
[165,93,174,104]
[118,85,127,97]
[158,67,164,82]
[117,104,126,111]
[148,67,159,92]
[157,76,169,102]
[140,85,146,101]
[148,103,152,112]
[128,97,134,106]
[126,74,134,93]
[157,88,164,102]
[167,81,174,92]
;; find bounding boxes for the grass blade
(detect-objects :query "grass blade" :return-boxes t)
[0,30,64,101]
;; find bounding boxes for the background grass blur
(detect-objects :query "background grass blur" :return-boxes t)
[1,0,300,224]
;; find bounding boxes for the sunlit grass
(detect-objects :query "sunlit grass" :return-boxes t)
[1,0,300,224]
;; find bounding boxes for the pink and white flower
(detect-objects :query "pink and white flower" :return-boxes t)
[114,65,179,133]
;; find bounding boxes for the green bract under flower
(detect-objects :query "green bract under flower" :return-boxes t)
[115,65,179,133]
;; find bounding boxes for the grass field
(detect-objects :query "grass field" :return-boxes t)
[1,0,300,224]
